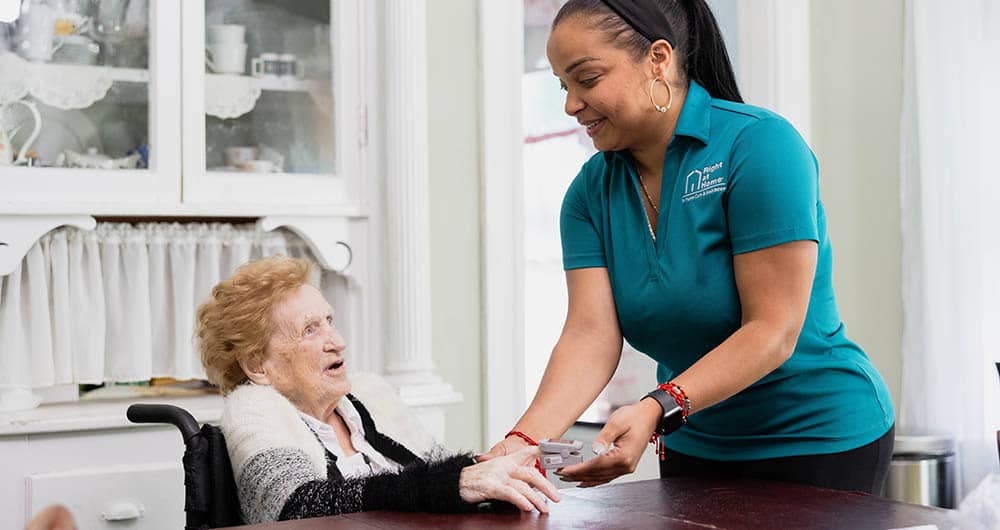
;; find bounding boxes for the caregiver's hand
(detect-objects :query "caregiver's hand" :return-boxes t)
[556,398,661,487]
[460,446,561,513]
[476,433,531,463]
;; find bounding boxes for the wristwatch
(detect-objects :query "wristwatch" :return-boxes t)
[642,389,684,435]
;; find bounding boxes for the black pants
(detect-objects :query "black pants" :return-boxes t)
[659,425,895,494]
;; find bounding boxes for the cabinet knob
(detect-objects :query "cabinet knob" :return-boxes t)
[101,500,145,521]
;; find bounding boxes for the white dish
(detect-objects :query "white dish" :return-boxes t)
[31,106,102,165]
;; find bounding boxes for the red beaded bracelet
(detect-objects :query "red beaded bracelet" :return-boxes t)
[658,382,691,422]
[506,430,539,446]
[505,430,547,477]
[649,382,691,461]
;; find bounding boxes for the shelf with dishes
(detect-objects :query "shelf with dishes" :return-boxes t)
[203,74,332,119]
[0,90,149,170]
[31,62,150,84]
[0,53,150,111]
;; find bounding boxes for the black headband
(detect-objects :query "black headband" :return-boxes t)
[600,0,676,46]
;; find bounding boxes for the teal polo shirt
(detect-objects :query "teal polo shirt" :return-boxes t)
[560,81,894,461]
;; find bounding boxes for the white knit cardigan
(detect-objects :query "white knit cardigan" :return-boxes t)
[221,371,442,523]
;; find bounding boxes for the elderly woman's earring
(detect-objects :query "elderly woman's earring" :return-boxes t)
[648,78,672,113]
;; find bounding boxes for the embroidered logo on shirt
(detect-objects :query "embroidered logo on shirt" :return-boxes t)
[682,161,726,203]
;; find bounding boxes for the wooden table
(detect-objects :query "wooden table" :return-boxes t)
[227,477,959,529]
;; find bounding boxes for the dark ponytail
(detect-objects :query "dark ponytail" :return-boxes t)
[678,0,742,103]
[553,0,743,103]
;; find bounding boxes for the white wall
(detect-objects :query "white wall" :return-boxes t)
[810,0,905,411]
[426,0,484,451]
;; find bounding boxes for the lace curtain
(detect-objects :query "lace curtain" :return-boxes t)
[0,222,330,390]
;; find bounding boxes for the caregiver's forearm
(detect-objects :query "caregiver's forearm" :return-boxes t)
[512,328,623,440]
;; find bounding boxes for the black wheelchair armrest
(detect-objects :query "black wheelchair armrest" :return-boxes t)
[127,404,201,444]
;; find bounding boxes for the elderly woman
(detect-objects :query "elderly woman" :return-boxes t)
[197,256,559,524]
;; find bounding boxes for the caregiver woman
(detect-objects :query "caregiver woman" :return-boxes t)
[482,0,895,493]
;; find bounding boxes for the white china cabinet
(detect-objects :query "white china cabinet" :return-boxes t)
[1,0,364,209]
[0,1,459,528]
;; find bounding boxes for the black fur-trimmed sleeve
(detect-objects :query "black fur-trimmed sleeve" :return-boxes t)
[278,453,478,520]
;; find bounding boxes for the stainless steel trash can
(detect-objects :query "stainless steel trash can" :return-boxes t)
[886,434,957,508]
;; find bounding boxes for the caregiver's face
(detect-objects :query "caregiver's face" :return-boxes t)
[547,15,652,152]
[261,284,349,419]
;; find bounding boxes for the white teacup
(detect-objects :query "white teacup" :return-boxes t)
[278,53,300,78]
[52,34,100,65]
[207,24,245,45]
[206,43,247,74]
[251,53,282,78]
[224,146,258,167]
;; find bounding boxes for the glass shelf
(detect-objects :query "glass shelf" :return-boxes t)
[32,62,150,84]
[206,73,328,93]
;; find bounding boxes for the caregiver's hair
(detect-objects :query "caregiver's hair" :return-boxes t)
[197,255,314,393]
[553,0,743,103]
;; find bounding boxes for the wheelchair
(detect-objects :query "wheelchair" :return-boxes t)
[127,404,242,529]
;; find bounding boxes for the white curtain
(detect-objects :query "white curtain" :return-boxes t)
[901,0,1000,497]
[0,223,320,389]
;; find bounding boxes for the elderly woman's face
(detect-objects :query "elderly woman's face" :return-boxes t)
[260,284,349,419]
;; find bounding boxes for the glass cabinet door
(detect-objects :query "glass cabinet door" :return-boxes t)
[182,0,362,205]
[0,0,181,203]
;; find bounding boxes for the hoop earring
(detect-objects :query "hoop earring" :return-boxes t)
[648,78,672,113]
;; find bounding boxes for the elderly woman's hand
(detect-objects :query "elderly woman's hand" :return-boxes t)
[459,446,560,513]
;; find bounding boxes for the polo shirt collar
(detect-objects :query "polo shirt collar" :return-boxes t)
[673,80,712,145]
[602,80,712,164]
